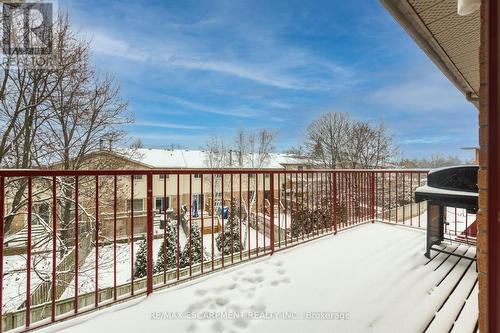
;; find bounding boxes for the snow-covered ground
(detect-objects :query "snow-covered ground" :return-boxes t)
[2,238,56,313]
[61,238,167,299]
[2,250,52,312]
[61,219,192,299]
[37,223,477,333]
[60,220,270,300]
[3,218,268,312]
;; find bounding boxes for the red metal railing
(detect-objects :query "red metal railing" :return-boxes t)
[0,168,446,331]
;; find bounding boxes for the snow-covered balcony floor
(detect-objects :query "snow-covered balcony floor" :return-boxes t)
[39,223,478,333]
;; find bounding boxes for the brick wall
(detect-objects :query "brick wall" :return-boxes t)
[478,0,488,331]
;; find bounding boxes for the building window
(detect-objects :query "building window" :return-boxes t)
[133,175,143,180]
[194,174,202,179]
[215,174,222,178]
[127,199,144,212]
[298,166,304,170]
[159,174,169,180]
[155,197,170,212]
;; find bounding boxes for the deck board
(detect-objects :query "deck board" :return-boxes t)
[425,247,477,333]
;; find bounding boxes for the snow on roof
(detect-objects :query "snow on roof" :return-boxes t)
[129,148,304,169]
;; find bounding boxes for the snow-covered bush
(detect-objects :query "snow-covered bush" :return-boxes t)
[180,224,204,268]
[216,200,242,255]
[134,239,148,279]
[154,219,177,273]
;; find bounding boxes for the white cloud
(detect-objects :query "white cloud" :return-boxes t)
[163,95,263,118]
[166,57,306,90]
[87,31,149,62]
[134,120,205,130]
[400,136,457,144]
[82,28,354,92]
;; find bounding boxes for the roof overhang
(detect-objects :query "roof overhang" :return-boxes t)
[380,0,480,109]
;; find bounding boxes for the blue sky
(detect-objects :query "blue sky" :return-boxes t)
[64,0,478,160]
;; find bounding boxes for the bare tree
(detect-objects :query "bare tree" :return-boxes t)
[1,13,131,241]
[130,138,144,150]
[0,8,63,166]
[233,128,278,169]
[302,112,396,169]
[0,14,80,233]
[204,136,230,168]
[234,127,246,167]
[202,128,277,219]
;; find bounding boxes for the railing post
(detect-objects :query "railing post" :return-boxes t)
[333,172,337,234]
[370,172,375,223]
[146,173,153,295]
[269,172,275,254]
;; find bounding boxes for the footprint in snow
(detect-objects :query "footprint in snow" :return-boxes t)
[215,296,229,307]
[195,289,207,296]
[213,283,235,295]
[187,298,211,312]
[242,276,257,284]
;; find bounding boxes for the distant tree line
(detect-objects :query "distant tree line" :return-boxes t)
[398,154,472,169]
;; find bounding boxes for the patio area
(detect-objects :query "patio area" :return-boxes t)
[37,222,477,333]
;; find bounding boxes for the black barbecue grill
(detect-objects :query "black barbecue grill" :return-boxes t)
[414,165,478,258]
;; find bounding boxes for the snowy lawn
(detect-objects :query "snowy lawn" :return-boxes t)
[2,251,52,312]
[382,207,477,238]
[61,238,167,299]
[37,223,477,333]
